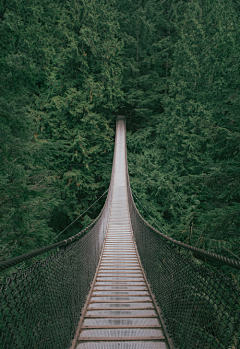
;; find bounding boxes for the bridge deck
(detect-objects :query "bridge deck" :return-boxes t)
[75,118,168,348]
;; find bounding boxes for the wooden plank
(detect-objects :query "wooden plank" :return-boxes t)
[78,336,166,341]
[87,307,155,311]
[92,290,150,297]
[101,258,138,260]
[103,250,135,252]
[94,284,146,286]
[89,299,152,303]
[99,269,141,271]
[105,242,133,244]
[102,253,136,254]
[96,278,144,280]
[99,268,142,275]
[81,325,162,329]
[92,289,148,291]
[105,243,133,245]
[98,268,141,270]
[98,274,143,277]
[97,275,144,282]
[85,315,158,318]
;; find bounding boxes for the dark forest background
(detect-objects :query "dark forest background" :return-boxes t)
[1,0,240,281]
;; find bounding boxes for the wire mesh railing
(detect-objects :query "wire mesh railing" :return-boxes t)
[0,192,112,349]
[0,135,118,349]
[125,154,240,347]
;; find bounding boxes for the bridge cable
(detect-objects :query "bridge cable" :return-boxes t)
[131,190,240,270]
[0,188,109,272]
[132,190,165,233]
[54,188,109,240]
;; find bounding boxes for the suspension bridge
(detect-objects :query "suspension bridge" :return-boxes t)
[0,116,240,349]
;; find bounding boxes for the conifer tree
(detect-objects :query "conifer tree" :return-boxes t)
[127,0,240,265]
[0,0,59,259]
[0,0,124,257]
[34,0,124,237]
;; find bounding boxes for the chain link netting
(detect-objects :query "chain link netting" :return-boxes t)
[126,176,240,348]
[0,116,123,349]
[0,159,116,349]
[0,195,111,349]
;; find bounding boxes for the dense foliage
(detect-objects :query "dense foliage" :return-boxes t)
[1,0,240,281]
[0,0,121,259]
[126,0,240,275]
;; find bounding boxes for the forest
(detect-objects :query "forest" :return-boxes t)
[1,0,240,281]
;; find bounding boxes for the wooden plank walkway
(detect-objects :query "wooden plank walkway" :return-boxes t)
[73,118,169,349]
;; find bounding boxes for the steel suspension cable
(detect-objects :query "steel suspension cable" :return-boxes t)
[0,188,109,272]
[54,188,109,239]
[132,191,240,270]
[130,190,240,270]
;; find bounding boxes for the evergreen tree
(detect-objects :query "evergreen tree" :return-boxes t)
[127,0,240,269]
[0,0,124,257]
[0,0,59,259]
